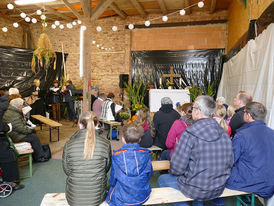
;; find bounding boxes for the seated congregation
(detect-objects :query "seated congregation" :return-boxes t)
[60,93,274,206]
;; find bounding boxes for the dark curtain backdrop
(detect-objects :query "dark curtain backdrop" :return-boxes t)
[131,49,224,97]
[0,46,67,97]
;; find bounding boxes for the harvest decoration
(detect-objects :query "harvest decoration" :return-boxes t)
[31,33,57,72]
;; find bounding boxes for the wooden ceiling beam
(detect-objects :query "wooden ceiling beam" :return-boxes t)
[157,0,167,14]
[90,0,114,22]
[62,0,82,20]
[80,0,91,18]
[109,2,127,19]
[44,5,73,21]
[210,0,217,13]
[184,0,191,15]
[129,0,146,17]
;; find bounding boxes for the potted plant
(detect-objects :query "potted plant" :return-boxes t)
[187,83,215,102]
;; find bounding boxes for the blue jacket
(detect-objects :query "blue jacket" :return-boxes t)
[106,144,153,206]
[171,118,234,201]
[226,120,274,198]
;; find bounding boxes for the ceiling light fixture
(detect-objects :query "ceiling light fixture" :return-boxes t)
[14,0,56,6]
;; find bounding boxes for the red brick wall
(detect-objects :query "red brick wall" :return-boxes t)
[132,24,227,51]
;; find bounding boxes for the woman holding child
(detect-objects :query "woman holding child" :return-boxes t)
[62,111,111,206]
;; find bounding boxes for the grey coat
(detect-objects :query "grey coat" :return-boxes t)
[62,129,111,206]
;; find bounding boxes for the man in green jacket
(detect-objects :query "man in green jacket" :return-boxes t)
[2,98,47,162]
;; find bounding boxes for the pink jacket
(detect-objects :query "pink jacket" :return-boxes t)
[166,119,189,157]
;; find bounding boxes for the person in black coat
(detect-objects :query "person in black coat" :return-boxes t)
[0,90,9,120]
[0,122,24,190]
[153,97,180,149]
[229,91,252,136]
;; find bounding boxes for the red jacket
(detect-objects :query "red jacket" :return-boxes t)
[166,119,189,157]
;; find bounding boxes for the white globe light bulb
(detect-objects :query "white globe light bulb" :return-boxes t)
[112,26,117,31]
[25,17,30,22]
[32,18,37,23]
[36,10,42,15]
[54,21,60,26]
[96,26,102,32]
[162,16,168,22]
[51,24,56,29]
[2,27,8,32]
[7,3,14,10]
[145,20,150,27]
[92,40,96,44]
[96,44,100,48]
[77,20,81,24]
[13,22,19,28]
[128,24,134,30]
[198,1,204,8]
[101,47,104,50]
[59,25,64,29]
[40,14,46,20]
[81,25,87,31]
[72,21,77,26]
[20,13,26,18]
[67,23,73,29]
[180,9,186,16]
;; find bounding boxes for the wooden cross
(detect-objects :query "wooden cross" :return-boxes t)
[162,66,181,83]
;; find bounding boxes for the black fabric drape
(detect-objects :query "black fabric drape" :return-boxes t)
[131,49,224,98]
[0,46,67,97]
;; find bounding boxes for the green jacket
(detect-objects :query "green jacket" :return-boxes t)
[62,129,111,206]
[2,105,32,142]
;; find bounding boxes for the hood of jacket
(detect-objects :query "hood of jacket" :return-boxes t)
[159,104,173,113]
[186,118,225,142]
[113,144,150,176]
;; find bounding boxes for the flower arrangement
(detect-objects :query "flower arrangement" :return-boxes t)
[132,103,143,111]
[119,112,131,120]
[166,82,174,87]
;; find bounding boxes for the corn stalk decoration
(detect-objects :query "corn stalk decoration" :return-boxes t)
[124,81,147,111]
[31,33,57,73]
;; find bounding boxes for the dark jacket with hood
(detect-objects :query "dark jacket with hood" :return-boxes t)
[0,122,16,163]
[153,104,180,149]
[170,118,234,201]
[0,94,9,120]
[105,144,153,206]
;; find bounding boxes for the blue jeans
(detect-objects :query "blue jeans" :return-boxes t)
[158,174,203,206]
[160,149,171,160]
[66,101,76,121]
[158,174,224,206]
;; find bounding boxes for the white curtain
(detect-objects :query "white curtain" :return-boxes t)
[217,23,274,128]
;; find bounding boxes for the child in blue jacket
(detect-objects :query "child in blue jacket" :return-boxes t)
[105,123,153,206]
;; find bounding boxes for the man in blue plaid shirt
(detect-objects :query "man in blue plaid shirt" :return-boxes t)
[158,96,234,206]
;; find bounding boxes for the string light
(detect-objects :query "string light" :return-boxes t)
[59,25,64,29]
[2,27,8,32]
[72,21,77,26]
[54,21,60,26]
[40,14,46,20]
[96,44,100,48]
[112,26,117,31]
[13,22,19,28]
[96,26,102,32]
[92,40,96,44]
[145,20,150,27]
[198,1,204,8]
[77,20,82,24]
[51,24,56,29]
[32,18,37,23]
[81,25,87,31]
[128,24,134,30]
[20,12,26,18]
[7,4,14,10]
[36,10,42,15]
[180,9,186,16]
[162,16,168,22]
[25,17,31,22]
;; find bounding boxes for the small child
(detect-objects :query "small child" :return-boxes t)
[105,123,153,206]
[214,105,231,137]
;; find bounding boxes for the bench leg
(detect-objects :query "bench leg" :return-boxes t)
[236,194,255,206]
[58,127,60,141]
[109,125,113,141]
[29,153,32,177]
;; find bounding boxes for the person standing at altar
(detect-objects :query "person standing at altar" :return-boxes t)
[61,80,77,123]
[153,97,180,149]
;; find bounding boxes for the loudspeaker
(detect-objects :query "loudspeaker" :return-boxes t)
[119,74,129,88]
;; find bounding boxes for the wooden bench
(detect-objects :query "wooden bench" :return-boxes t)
[7,136,33,178]
[99,120,121,140]
[31,115,62,142]
[40,160,255,205]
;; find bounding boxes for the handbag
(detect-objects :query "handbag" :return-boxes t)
[42,144,51,159]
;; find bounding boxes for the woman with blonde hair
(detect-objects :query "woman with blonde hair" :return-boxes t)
[214,105,231,137]
[63,111,111,206]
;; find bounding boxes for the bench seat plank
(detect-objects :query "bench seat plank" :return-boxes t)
[31,115,62,127]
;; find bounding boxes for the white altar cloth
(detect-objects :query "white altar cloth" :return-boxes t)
[149,89,190,113]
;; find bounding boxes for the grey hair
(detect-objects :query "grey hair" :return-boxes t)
[9,88,19,95]
[216,96,226,103]
[161,97,173,105]
[10,98,24,109]
[195,96,216,117]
